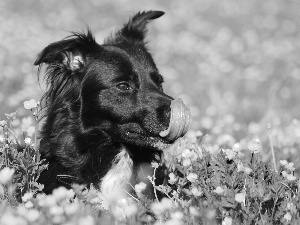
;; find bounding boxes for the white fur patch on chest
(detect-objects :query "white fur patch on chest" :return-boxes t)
[100,145,133,198]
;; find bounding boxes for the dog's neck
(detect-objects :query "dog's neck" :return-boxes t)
[100,145,133,198]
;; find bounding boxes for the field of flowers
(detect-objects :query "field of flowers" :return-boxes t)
[1,0,300,224]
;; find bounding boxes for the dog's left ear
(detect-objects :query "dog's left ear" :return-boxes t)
[34,30,97,72]
[106,10,164,45]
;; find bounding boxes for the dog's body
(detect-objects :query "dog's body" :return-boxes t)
[36,11,188,196]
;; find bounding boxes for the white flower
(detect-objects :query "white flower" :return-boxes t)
[284,212,292,222]
[171,211,184,220]
[64,203,80,215]
[232,143,242,152]
[0,213,27,225]
[24,99,38,110]
[247,138,261,153]
[24,137,31,146]
[124,204,138,217]
[279,160,288,166]
[213,186,225,195]
[182,149,192,158]
[189,206,200,217]
[222,216,233,225]
[0,167,15,185]
[78,215,94,225]
[135,182,147,193]
[191,187,202,197]
[237,161,245,172]
[169,173,178,184]
[151,162,159,168]
[244,167,252,175]
[235,192,246,203]
[285,162,295,171]
[22,192,33,202]
[24,201,34,208]
[0,120,7,127]
[286,173,297,181]
[151,198,173,215]
[49,206,64,215]
[187,173,198,183]
[182,158,191,167]
[224,148,236,160]
[52,186,68,202]
[38,195,56,207]
[26,209,40,222]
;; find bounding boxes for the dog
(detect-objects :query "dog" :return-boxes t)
[35,11,190,197]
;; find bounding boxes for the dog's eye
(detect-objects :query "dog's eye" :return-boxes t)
[117,83,132,91]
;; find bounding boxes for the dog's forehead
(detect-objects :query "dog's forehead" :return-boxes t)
[103,45,158,73]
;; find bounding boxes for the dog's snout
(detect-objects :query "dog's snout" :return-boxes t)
[157,104,171,127]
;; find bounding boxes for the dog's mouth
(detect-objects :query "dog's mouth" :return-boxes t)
[124,130,172,150]
[119,98,191,151]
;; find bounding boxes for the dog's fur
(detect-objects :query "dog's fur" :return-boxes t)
[36,11,174,196]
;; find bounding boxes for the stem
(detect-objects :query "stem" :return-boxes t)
[267,124,277,172]
[7,128,21,147]
[34,113,39,163]
[153,167,159,203]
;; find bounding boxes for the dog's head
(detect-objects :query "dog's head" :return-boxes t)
[35,11,189,153]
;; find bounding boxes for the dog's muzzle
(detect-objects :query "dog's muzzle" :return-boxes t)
[159,98,191,141]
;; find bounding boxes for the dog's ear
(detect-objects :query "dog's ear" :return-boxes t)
[105,10,164,45]
[34,30,97,71]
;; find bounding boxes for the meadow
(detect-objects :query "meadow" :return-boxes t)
[1,0,300,224]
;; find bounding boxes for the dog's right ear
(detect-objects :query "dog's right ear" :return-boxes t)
[34,30,98,72]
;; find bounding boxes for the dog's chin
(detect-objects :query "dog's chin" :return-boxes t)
[121,131,172,151]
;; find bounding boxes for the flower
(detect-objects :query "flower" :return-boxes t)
[24,99,38,110]
[24,201,34,209]
[187,173,198,183]
[286,173,297,181]
[232,143,242,152]
[0,120,7,127]
[279,160,288,166]
[124,203,138,217]
[171,211,184,220]
[244,167,252,175]
[22,192,33,202]
[213,186,225,195]
[52,186,69,202]
[189,206,200,217]
[284,212,292,222]
[247,138,261,153]
[135,182,147,193]
[26,209,40,222]
[151,198,173,215]
[224,148,236,160]
[0,213,27,225]
[285,162,295,171]
[49,206,64,215]
[78,215,94,225]
[287,203,297,213]
[182,158,191,167]
[151,162,159,168]
[222,216,233,225]
[237,161,245,172]
[235,192,246,203]
[5,111,17,121]
[24,137,31,146]
[0,167,15,185]
[191,187,202,197]
[169,173,178,184]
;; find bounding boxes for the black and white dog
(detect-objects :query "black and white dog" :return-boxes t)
[35,11,190,196]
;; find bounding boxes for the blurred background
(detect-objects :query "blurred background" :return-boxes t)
[1,0,300,168]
